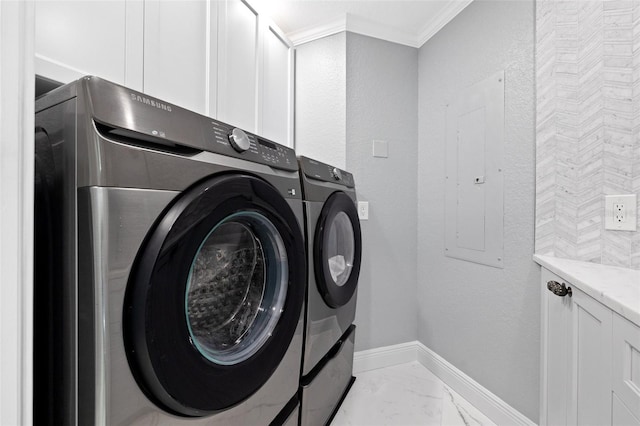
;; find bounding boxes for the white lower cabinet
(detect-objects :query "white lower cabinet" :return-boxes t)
[567,287,612,426]
[543,268,571,425]
[613,313,640,423]
[541,268,640,426]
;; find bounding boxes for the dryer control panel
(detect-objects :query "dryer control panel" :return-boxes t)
[299,156,355,188]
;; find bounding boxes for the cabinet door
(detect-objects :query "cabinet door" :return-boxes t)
[541,269,571,426]
[35,1,129,84]
[259,23,293,146]
[568,287,613,426]
[613,313,640,421]
[143,0,216,115]
[217,0,259,131]
[613,393,640,426]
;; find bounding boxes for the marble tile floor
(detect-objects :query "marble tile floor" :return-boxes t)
[332,361,496,426]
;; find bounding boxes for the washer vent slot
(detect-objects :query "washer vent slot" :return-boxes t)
[94,122,202,156]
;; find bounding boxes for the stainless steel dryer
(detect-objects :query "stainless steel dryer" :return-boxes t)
[34,76,305,425]
[297,156,362,426]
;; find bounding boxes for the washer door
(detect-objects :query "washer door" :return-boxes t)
[314,191,362,308]
[124,174,305,417]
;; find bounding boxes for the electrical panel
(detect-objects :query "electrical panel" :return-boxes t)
[445,70,505,268]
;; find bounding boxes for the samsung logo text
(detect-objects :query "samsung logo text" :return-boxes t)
[130,94,173,112]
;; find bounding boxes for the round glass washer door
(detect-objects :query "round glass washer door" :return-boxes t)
[186,211,288,366]
[124,174,306,417]
[314,191,362,308]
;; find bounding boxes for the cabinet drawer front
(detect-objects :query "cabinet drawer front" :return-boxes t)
[613,313,640,421]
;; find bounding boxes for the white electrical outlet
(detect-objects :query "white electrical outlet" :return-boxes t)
[614,203,625,223]
[358,201,369,220]
[605,194,637,231]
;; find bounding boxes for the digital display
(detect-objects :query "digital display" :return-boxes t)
[258,138,277,150]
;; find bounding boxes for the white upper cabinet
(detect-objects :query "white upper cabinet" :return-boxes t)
[143,0,216,115]
[34,0,294,145]
[218,0,295,146]
[217,0,259,132]
[259,23,293,146]
[35,1,131,85]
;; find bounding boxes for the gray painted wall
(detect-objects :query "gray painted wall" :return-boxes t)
[295,33,347,169]
[346,33,419,351]
[417,0,539,422]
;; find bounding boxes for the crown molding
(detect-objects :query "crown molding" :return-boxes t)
[288,15,347,46]
[417,0,473,46]
[288,0,474,48]
[346,13,420,48]
[289,13,418,48]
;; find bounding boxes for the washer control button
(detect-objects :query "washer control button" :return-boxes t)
[331,167,342,180]
[228,128,251,152]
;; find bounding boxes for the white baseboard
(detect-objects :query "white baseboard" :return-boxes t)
[353,341,536,426]
[353,341,418,374]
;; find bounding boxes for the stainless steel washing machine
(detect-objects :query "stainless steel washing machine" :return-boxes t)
[34,76,306,425]
[297,156,362,426]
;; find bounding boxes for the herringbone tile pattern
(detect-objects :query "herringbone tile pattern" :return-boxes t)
[536,0,640,269]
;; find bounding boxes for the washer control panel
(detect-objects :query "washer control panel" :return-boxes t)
[208,119,296,171]
[84,77,297,172]
[299,156,354,188]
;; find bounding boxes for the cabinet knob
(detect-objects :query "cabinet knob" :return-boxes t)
[547,280,572,297]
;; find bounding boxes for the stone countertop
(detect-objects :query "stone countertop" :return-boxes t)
[534,254,640,327]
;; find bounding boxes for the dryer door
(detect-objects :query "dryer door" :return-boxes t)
[124,174,305,417]
[314,191,362,308]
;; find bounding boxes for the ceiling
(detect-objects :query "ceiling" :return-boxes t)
[258,0,474,48]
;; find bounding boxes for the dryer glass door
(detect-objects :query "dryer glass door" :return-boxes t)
[325,211,355,286]
[124,174,305,417]
[314,191,362,308]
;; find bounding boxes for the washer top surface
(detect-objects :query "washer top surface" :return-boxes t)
[36,76,300,192]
